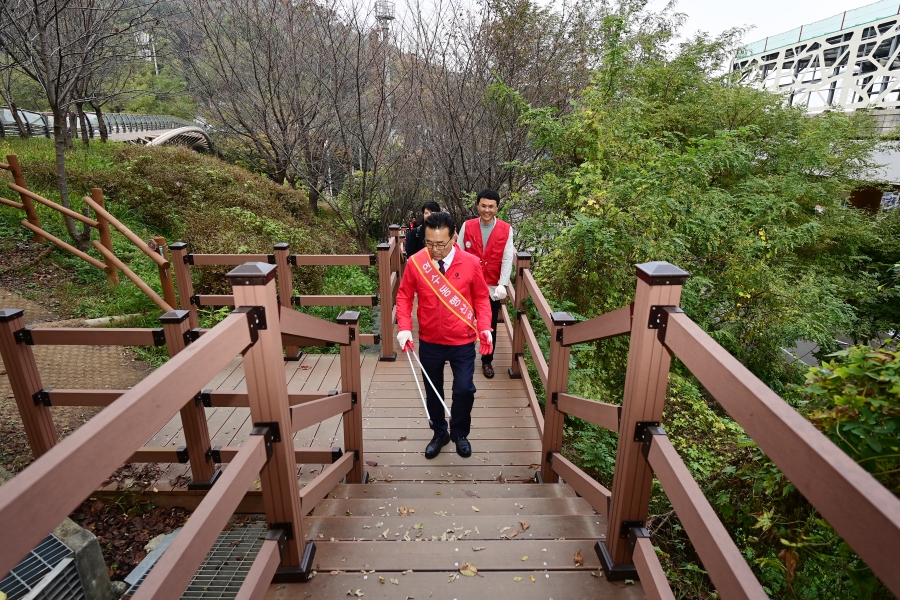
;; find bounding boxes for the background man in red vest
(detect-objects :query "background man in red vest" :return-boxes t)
[457,189,515,379]
[396,212,493,459]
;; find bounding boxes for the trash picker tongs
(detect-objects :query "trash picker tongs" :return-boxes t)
[403,341,450,426]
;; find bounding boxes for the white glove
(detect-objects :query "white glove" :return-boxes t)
[492,286,508,301]
[397,330,413,352]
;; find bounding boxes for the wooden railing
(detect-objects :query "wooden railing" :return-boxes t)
[506,257,900,597]
[0,155,176,311]
[376,224,406,361]
[0,262,366,595]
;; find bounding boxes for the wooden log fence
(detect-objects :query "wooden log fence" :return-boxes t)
[0,260,367,595]
[504,258,900,597]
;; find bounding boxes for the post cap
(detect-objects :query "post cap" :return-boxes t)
[159,310,191,324]
[225,262,277,285]
[516,252,532,261]
[635,262,689,286]
[168,242,188,251]
[376,243,391,251]
[551,311,577,326]
[336,310,361,324]
[0,308,25,322]
[274,242,290,250]
[389,224,400,230]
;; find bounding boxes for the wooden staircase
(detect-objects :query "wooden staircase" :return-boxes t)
[266,482,647,599]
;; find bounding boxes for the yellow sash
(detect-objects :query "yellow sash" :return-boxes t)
[409,250,478,333]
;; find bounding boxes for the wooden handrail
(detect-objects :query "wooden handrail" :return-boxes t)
[0,196,24,209]
[82,194,168,268]
[8,184,98,227]
[92,241,173,312]
[128,446,337,464]
[518,355,544,438]
[132,435,269,600]
[298,451,355,513]
[645,431,767,599]
[562,304,632,346]
[280,306,350,345]
[549,453,610,517]
[234,536,282,600]
[521,313,548,387]
[523,269,554,331]
[663,310,900,593]
[38,389,339,407]
[632,536,676,600]
[0,162,9,170]
[189,254,270,266]
[557,393,619,432]
[292,295,377,307]
[291,254,375,266]
[290,393,352,433]
[26,328,162,346]
[0,311,253,576]
[20,221,107,271]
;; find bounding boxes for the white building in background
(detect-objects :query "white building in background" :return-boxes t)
[732,0,900,113]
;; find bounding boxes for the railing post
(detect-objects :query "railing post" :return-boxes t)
[377,242,395,361]
[168,242,199,329]
[153,236,178,310]
[6,155,43,242]
[540,312,577,484]
[227,263,312,581]
[398,226,407,278]
[274,243,301,361]
[91,188,119,286]
[507,252,531,379]
[599,261,689,580]
[160,309,219,489]
[338,311,365,483]
[389,224,401,288]
[0,309,56,458]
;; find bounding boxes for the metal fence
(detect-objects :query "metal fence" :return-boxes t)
[0,107,193,139]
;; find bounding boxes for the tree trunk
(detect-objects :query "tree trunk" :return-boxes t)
[92,103,109,142]
[308,184,320,215]
[75,102,90,146]
[52,107,91,250]
[7,102,29,138]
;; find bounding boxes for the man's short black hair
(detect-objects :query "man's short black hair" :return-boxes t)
[476,189,500,206]
[422,201,441,214]
[424,211,456,236]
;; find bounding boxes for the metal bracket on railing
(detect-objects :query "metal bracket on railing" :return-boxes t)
[176,446,189,463]
[619,520,644,539]
[207,445,222,463]
[195,388,212,408]
[351,392,358,405]
[331,447,343,463]
[369,254,377,265]
[270,522,294,541]
[151,328,166,346]
[627,526,651,555]
[551,392,558,405]
[648,306,683,344]
[233,306,267,345]
[639,425,667,459]
[633,421,661,442]
[266,527,288,559]
[287,254,297,266]
[13,327,33,345]
[371,294,379,306]
[32,388,52,406]
[183,328,200,346]
[267,254,277,265]
[373,334,381,344]
[189,294,200,306]
[251,422,281,460]
[183,253,195,265]
[291,295,301,306]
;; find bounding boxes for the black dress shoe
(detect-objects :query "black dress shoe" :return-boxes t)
[482,363,495,378]
[452,436,472,458]
[425,432,451,459]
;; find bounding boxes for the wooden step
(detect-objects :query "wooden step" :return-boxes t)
[311,497,595,517]
[267,570,643,599]
[363,451,540,468]
[364,438,539,453]
[328,483,576,499]
[364,428,539,441]
[361,465,539,483]
[305,515,607,541]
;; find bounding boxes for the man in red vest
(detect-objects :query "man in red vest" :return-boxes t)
[457,189,514,379]
[396,212,493,459]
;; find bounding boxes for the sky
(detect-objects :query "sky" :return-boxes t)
[658,0,883,44]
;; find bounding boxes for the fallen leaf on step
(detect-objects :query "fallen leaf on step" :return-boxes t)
[501,529,519,539]
[521,556,528,561]
[331,571,341,575]
[385,475,393,482]
[434,491,442,495]
[398,436,407,442]
[499,526,511,533]
[447,573,457,583]
[574,550,584,567]
[471,506,480,512]
[472,546,486,551]
[346,510,353,516]
[362,525,371,529]
[398,506,410,516]
[516,503,524,509]
[529,463,540,470]
[463,489,478,497]
[366,461,378,467]
[530,575,536,582]
[414,523,424,529]
[591,572,601,578]
[519,520,530,530]
[347,589,364,597]
[390,578,399,585]
[382,529,390,539]
[379,576,385,583]
[496,472,506,483]
[513,577,523,581]
[459,562,477,577]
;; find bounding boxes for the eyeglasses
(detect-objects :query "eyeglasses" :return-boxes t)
[425,240,453,250]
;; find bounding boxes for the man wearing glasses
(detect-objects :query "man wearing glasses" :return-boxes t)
[396,212,493,459]
[457,189,515,379]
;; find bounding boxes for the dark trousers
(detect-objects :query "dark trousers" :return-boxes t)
[481,298,502,364]
[419,340,476,438]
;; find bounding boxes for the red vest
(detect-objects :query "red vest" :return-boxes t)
[462,218,510,285]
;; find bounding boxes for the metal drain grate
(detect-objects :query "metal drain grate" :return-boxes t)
[125,516,268,600]
[0,535,74,600]
[22,558,85,600]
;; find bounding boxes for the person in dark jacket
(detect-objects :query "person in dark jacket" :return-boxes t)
[406,201,441,257]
